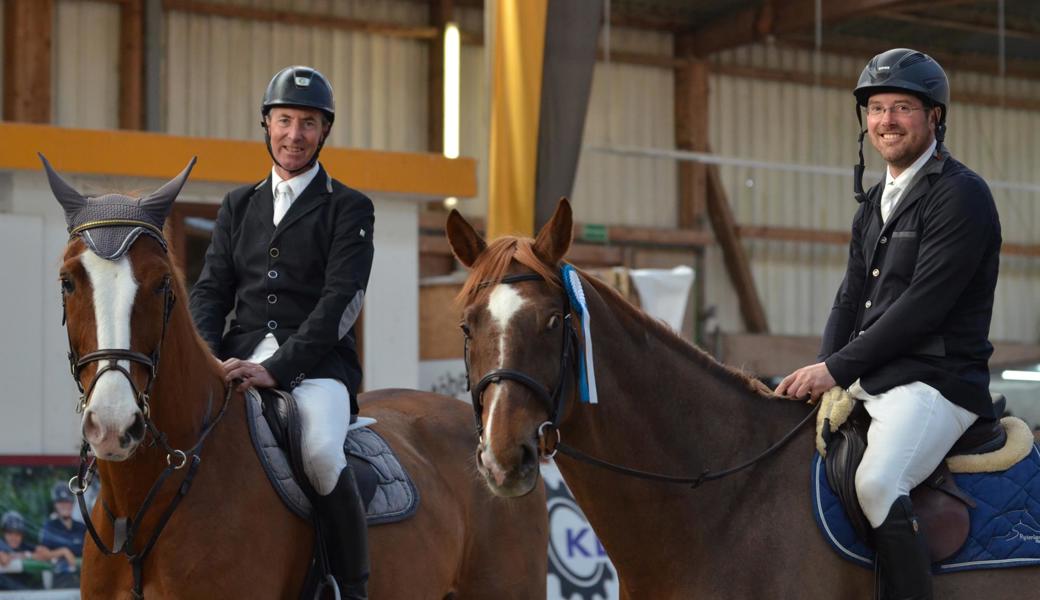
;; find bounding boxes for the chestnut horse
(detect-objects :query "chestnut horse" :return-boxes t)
[446,199,1037,599]
[51,164,547,599]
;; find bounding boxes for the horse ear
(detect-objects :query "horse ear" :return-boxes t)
[446,209,487,268]
[38,153,87,226]
[140,157,197,225]
[533,198,573,264]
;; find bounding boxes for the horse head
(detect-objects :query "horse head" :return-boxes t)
[446,199,575,497]
[44,155,196,461]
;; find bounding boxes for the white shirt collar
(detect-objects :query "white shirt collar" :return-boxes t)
[270,161,321,199]
[886,139,937,190]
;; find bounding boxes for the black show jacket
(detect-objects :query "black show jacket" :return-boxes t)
[189,165,374,413]
[819,151,1001,418]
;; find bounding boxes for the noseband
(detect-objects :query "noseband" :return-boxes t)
[465,273,579,451]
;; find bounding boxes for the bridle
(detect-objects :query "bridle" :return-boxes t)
[60,247,230,600]
[464,273,579,454]
[464,269,819,488]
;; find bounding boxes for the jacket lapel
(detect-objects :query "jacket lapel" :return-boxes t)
[249,176,276,237]
[272,166,332,241]
[882,150,949,232]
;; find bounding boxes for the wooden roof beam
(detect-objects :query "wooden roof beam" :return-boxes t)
[689,0,906,57]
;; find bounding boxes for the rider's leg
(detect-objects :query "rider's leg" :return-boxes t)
[296,378,369,600]
[851,381,976,600]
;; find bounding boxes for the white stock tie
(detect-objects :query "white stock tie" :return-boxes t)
[880,181,902,224]
[273,181,294,226]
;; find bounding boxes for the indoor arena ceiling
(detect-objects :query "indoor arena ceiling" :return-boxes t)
[604,0,1040,78]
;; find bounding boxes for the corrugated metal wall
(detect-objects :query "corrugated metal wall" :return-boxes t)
[53,0,121,128]
[164,0,428,152]
[571,28,677,228]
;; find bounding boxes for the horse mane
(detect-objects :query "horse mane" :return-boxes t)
[578,269,777,400]
[455,236,562,308]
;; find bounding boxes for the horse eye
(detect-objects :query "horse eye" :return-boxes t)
[547,314,561,330]
[60,277,75,294]
[459,323,471,339]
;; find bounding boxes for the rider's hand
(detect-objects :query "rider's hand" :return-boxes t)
[222,358,277,391]
[774,362,836,404]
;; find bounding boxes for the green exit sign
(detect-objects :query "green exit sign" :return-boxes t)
[582,223,608,243]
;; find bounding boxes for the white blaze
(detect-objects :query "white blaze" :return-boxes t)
[483,284,525,446]
[80,250,140,427]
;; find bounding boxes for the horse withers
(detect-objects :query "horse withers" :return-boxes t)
[46,156,548,599]
[446,198,1039,599]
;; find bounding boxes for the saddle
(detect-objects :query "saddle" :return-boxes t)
[246,388,419,524]
[824,394,1007,562]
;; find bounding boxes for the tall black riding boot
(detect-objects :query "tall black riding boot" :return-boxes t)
[873,495,932,600]
[316,465,370,600]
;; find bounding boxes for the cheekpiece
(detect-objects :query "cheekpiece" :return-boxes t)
[39,153,197,260]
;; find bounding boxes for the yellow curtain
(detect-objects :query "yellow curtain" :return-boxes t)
[487,0,548,239]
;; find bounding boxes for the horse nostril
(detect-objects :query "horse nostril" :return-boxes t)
[125,412,146,444]
[83,411,103,442]
[521,442,537,467]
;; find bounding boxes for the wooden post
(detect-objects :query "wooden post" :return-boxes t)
[674,34,709,229]
[3,0,54,123]
[119,0,145,130]
[706,163,769,333]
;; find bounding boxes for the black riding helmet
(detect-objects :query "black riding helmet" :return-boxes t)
[851,49,949,202]
[1,510,26,533]
[260,66,336,176]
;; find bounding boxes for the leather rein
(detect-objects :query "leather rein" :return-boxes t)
[465,270,819,488]
[62,263,231,599]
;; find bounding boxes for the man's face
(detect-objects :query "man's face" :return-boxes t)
[866,92,940,175]
[266,107,328,176]
[55,499,74,519]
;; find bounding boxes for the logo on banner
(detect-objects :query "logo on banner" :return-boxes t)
[546,478,615,599]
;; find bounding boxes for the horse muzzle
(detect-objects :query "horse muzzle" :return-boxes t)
[476,439,540,498]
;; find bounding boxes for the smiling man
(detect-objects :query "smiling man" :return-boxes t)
[775,49,1001,599]
[189,66,373,599]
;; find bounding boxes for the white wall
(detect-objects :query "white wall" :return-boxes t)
[0,172,82,455]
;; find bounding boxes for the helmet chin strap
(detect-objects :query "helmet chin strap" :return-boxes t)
[853,105,868,203]
[262,123,329,177]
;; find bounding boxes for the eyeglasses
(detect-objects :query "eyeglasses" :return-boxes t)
[866,103,925,117]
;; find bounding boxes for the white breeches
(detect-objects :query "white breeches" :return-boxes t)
[249,334,350,496]
[849,380,977,528]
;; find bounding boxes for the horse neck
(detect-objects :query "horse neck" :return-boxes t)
[99,299,230,511]
[555,276,812,564]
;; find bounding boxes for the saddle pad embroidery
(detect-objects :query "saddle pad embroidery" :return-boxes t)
[811,445,1040,573]
[245,391,420,525]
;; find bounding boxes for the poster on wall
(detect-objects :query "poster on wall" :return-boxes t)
[0,461,98,592]
[542,462,619,600]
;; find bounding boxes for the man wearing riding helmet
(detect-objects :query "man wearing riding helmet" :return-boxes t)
[190,65,373,599]
[0,511,39,590]
[777,49,1001,599]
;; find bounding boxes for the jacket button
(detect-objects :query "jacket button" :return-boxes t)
[880,236,888,245]
[269,247,280,258]
[872,268,880,277]
[267,320,278,330]
[865,300,872,309]
[268,270,278,279]
[267,294,277,304]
